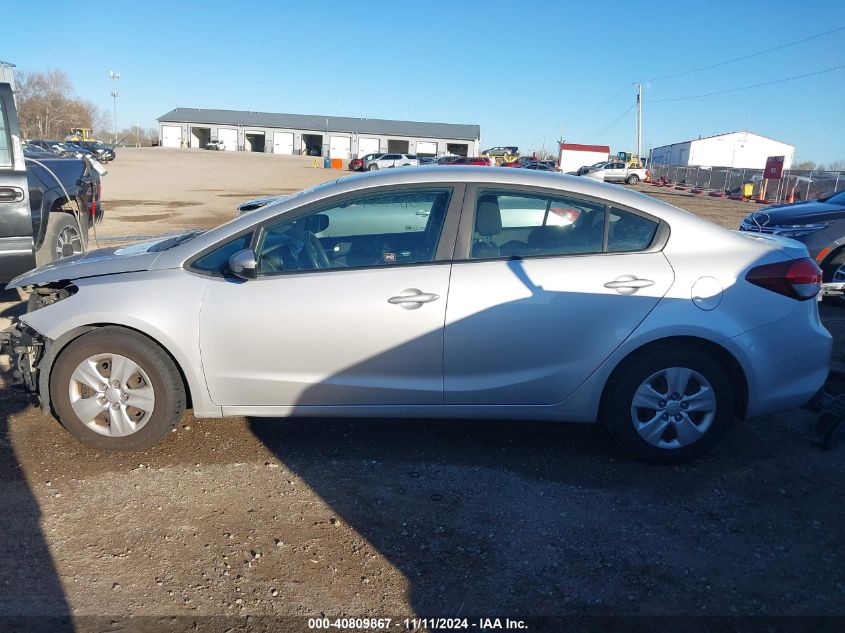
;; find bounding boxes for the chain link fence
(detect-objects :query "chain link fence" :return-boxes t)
[648,164,845,203]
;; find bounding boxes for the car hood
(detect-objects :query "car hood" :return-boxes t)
[5,233,196,289]
[756,200,845,224]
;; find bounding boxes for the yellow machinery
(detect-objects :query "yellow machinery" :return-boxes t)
[66,128,97,142]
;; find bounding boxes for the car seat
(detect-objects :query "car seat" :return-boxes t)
[472,195,502,259]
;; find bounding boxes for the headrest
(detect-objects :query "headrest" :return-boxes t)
[476,196,502,236]
[306,213,329,233]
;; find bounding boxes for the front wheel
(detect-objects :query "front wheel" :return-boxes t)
[601,346,733,464]
[626,174,640,184]
[50,327,186,451]
[822,251,845,306]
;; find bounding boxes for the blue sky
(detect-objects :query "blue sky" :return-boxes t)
[10,0,845,163]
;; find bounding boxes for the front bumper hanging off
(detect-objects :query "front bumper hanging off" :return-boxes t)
[0,321,44,394]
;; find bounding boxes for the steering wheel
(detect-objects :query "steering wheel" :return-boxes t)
[303,232,331,269]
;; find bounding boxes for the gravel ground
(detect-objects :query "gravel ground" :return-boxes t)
[1,150,843,632]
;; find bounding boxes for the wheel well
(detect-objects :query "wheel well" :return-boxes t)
[819,244,845,273]
[44,324,193,412]
[602,336,749,419]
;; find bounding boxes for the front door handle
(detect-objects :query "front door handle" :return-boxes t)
[0,187,23,203]
[604,275,655,295]
[388,288,440,310]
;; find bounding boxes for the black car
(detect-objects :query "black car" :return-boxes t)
[76,140,116,162]
[739,189,845,289]
[28,139,83,157]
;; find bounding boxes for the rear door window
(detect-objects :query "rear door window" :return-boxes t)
[471,193,606,259]
[0,99,12,168]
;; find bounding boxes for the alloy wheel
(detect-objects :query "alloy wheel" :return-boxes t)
[56,224,83,260]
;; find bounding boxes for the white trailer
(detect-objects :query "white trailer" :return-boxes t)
[558,143,610,174]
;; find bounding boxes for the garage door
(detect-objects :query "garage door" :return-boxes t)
[416,141,437,156]
[329,136,351,159]
[358,137,379,158]
[218,128,238,151]
[161,125,182,148]
[273,131,294,155]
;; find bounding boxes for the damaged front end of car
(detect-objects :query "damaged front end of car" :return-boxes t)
[0,283,78,405]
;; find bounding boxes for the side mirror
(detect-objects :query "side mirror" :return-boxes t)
[229,248,258,279]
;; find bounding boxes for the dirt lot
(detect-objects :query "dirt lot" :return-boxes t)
[1,149,843,632]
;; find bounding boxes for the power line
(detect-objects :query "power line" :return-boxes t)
[587,103,636,142]
[570,85,630,123]
[652,64,844,102]
[644,25,845,82]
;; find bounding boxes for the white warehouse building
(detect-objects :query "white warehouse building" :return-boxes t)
[649,131,794,170]
[157,108,480,159]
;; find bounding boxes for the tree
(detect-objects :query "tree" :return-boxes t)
[828,160,845,172]
[17,70,104,140]
[793,160,817,171]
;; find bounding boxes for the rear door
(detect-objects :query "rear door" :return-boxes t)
[0,84,35,281]
[444,186,674,405]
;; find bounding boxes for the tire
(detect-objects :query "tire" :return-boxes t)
[601,345,733,464]
[822,251,845,307]
[50,327,186,451]
[368,164,379,171]
[626,174,640,185]
[35,211,87,267]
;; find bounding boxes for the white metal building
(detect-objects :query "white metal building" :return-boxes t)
[557,143,610,173]
[157,108,480,158]
[649,131,794,169]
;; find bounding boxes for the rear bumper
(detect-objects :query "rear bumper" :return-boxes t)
[724,301,832,418]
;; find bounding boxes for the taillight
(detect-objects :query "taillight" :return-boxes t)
[745,257,822,300]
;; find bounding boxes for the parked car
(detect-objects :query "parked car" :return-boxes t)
[447,156,492,166]
[28,140,85,158]
[739,189,845,297]
[523,161,559,172]
[206,139,225,151]
[365,153,418,170]
[63,142,98,160]
[77,141,116,162]
[501,156,537,168]
[418,156,438,165]
[0,79,103,284]
[435,155,461,165]
[577,161,609,176]
[583,162,649,184]
[22,142,59,159]
[1,167,830,464]
[481,146,519,157]
[349,152,381,171]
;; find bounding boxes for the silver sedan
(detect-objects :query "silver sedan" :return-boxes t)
[2,167,831,462]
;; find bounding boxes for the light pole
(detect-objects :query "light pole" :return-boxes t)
[109,70,120,144]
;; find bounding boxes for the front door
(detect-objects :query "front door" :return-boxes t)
[0,83,35,281]
[198,185,461,407]
[445,189,674,405]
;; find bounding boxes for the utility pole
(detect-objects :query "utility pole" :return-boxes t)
[634,82,642,162]
[109,70,120,144]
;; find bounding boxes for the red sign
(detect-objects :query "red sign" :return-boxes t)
[764,155,785,180]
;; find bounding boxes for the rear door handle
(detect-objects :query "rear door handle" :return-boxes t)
[0,187,23,202]
[388,288,440,310]
[604,275,655,294]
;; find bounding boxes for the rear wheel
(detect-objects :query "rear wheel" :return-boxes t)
[626,174,640,185]
[601,346,733,464]
[368,164,379,171]
[36,211,87,266]
[50,327,186,451]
